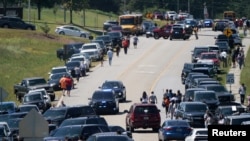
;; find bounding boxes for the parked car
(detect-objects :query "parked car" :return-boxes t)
[59,116,108,128]
[18,104,40,113]
[88,90,119,115]
[46,124,110,141]
[185,128,208,141]
[191,46,209,63]
[175,102,208,128]
[81,43,102,58]
[153,24,172,39]
[43,105,96,126]
[183,88,206,102]
[232,33,242,46]
[103,20,119,31]
[193,90,219,112]
[108,125,132,138]
[197,52,220,68]
[0,16,36,30]
[91,40,107,54]
[158,120,192,141]
[28,88,52,105]
[68,55,91,72]
[56,42,84,60]
[215,41,230,53]
[224,115,250,125]
[22,91,49,112]
[65,61,86,77]
[47,72,73,91]
[125,103,161,132]
[55,25,90,38]
[95,35,112,47]
[146,26,157,38]
[203,19,213,27]
[99,80,126,102]
[165,11,177,20]
[106,31,123,48]
[48,66,68,77]
[109,25,122,32]
[0,101,18,115]
[141,20,155,34]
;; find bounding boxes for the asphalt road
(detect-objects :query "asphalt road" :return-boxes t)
[60,29,221,141]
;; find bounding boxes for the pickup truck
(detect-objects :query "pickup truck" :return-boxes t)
[0,16,36,30]
[153,24,172,39]
[14,77,55,101]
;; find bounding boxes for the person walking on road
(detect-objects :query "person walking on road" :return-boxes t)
[133,35,139,48]
[140,91,148,104]
[74,66,81,82]
[59,75,67,96]
[65,76,73,97]
[149,91,157,104]
[116,45,120,57]
[193,26,198,40]
[220,50,228,68]
[239,83,247,104]
[122,38,129,54]
[162,96,170,117]
[107,48,113,66]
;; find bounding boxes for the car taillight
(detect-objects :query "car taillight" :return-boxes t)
[187,127,192,131]
[130,113,135,122]
[170,29,173,33]
[164,127,172,131]
[183,30,186,34]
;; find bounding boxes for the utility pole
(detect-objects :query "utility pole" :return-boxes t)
[177,0,179,12]
[188,0,190,13]
[28,0,30,22]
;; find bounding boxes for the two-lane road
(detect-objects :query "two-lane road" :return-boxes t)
[61,29,220,141]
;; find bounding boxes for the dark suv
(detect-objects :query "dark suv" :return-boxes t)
[175,102,208,128]
[88,90,119,114]
[43,105,96,126]
[125,103,161,132]
[153,24,172,39]
[22,92,49,112]
[99,80,126,102]
[103,20,119,31]
[106,31,123,48]
[0,16,36,30]
[170,26,190,40]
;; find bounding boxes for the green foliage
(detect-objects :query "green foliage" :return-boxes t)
[240,44,250,96]
[40,22,50,36]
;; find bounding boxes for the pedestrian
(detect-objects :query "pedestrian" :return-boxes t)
[116,45,120,57]
[232,50,237,68]
[239,83,247,104]
[163,89,169,98]
[133,35,139,48]
[80,62,86,76]
[237,52,244,69]
[74,66,81,82]
[122,38,129,54]
[167,89,174,99]
[204,110,213,128]
[218,114,225,125]
[107,48,113,66]
[176,90,182,104]
[148,91,157,104]
[65,76,73,97]
[193,26,198,40]
[59,75,67,96]
[100,54,104,67]
[220,50,228,68]
[162,96,170,117]
[60,100,66,107]
[140,91,148,104]
[168,97,177,119]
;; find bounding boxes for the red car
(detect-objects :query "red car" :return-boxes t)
[198,52,220,67]
[125,103,161,132]
[153,24,172,39]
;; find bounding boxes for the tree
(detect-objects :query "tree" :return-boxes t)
[40,22,50,37]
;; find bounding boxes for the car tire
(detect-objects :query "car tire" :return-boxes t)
[163,36,169,39]
[3,24,9,28]
[154,33,160,39]
[130,126,134,132]
[170,38,172,40]
[59,31,65,35]
[146,35,149,38]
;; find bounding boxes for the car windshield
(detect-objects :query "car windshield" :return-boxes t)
[50,73,65,80]
[51,68,67,74]
[194,48,208,56]
[206,86,227,92]
[7,118,22,129]
[196,130,208,135]
[20,106,39,112]
[201,54,217,59]
[92,92,113,99]
[167,120,189,127]
[60,119,86,127]
[102,82,120,89]
[66,62,80,67]
[24,94,42,102]
[82,45,97,50]
[185,104,207,112]
[134,106,158,114]
[194,93,217,101]
[53,126,82,137]
[71,58,84,62]
[43,109,66,118]
[29,78,47,86]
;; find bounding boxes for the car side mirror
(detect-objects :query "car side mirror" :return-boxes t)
[98,86,101,89]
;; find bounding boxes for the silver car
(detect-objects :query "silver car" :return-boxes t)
[55,25,90,38]
[80,49,100,61]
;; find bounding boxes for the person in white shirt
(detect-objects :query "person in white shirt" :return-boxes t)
[107,48,113,66]
[220,50,227,67]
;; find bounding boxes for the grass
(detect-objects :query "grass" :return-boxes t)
[240,45,250,97]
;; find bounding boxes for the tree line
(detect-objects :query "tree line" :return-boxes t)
[1,0,250,20]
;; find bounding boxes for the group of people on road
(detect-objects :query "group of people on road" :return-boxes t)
[140,91,158,104]
[106,34,139,66]
[231,46,245,69]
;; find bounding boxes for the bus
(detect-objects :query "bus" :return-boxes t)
[223,11,236,21]
[118,13,143,35]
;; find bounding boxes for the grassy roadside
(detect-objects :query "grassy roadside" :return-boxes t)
[240,44,250,97]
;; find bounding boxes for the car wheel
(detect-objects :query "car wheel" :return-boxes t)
[80,34,86,38]
[183,38,186,40]
[59,31,65,35]
[26,27,32,30]
[130,126,134,132]
[154,33,160,39]
[170,37,172,40]
[146,34,149,38]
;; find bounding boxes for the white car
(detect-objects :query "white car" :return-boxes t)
[68,55,91,72]
[185,128,208,141]
[80,49,100,61]
[55,25,90,38]
[165,11,177,20]
[48,66,68,76]
[28,88,51,104]
[81,43,103,55]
